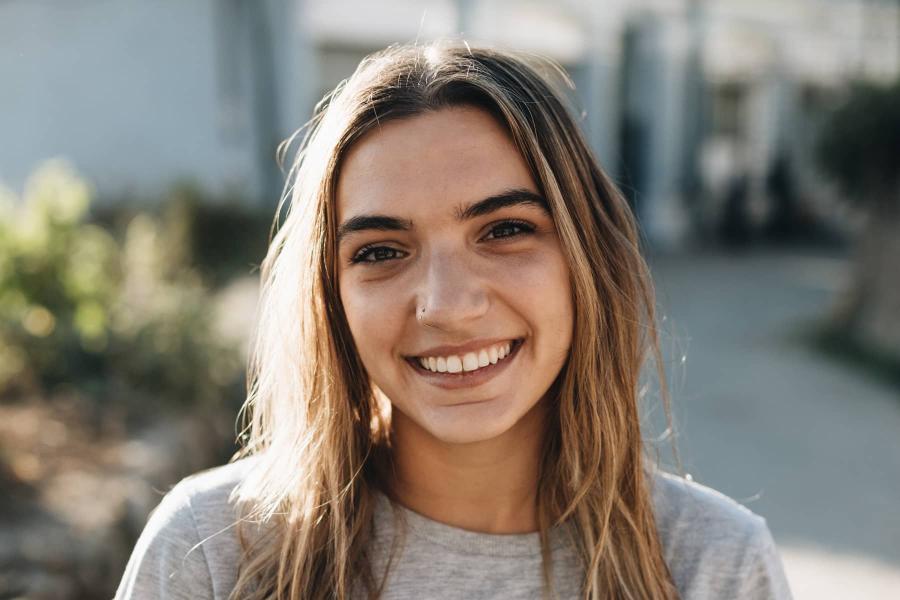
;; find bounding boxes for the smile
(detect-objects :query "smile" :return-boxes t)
[415,339,518,374]
[405,339,524,389]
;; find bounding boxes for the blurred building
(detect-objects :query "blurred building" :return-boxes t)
[2,0,898,244]
[0,0,311,205]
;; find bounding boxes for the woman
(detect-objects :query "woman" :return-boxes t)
[116,43,791,599]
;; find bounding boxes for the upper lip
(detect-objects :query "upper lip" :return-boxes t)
[408,337,520,358]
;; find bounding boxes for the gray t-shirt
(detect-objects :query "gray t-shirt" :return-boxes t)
[114,458,792,599]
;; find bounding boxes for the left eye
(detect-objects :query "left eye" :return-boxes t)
[483,220,536,240]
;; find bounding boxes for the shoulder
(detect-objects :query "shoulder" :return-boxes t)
[649,469,767,548]
[114,458,256,600]
[649,470,793,599]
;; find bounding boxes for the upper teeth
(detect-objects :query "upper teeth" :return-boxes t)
[417,341,514,373]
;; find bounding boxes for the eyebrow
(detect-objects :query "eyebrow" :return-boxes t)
[336,188,549,243]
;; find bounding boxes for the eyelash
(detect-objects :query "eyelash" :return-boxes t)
[349,219,537,265]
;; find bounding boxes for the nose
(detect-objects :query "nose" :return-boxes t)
[415,250,489,331]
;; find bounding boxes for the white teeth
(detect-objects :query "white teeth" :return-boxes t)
[416,340,517,374]
[446,356,463,373]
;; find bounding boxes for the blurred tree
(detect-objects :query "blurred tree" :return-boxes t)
[0,161,119,392]
[0,163,250,600]
[0,161,244,413]
[817,79,900,360]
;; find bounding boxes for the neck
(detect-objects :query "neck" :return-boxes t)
[387,399,548,534]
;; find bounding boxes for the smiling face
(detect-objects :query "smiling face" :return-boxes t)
[336,106,574,446]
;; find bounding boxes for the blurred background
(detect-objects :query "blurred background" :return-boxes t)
[1,0,898,598]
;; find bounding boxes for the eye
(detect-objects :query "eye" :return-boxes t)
[349,244,407,265]
[482,219,536,241]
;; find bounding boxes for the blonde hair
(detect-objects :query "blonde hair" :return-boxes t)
[230,42,679,600]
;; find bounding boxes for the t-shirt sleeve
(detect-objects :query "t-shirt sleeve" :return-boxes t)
[736,519,793,600]
[114,482,215,600]
[651,473,794,599]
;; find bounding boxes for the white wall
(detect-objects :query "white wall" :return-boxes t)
[0,0,258,202]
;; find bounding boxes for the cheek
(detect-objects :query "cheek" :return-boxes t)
[504,251,574,368]
[493,249,574,331]
[542,273,575,358]
[549,256,575,335]
[339,279,404,365]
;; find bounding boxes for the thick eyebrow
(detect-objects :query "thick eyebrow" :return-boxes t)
[336,214,413,244]
[455,188,550,220]
[337,188,549,244]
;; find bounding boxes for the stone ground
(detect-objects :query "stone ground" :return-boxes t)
[649,249,900,599]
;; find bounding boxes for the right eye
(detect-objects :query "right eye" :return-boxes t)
[350,244,407,264]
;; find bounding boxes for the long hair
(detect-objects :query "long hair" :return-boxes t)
[230,42,679,600]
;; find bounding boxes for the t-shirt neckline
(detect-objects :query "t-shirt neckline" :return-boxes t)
[373,491,572,558]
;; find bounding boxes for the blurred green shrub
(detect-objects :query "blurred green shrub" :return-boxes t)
[0,161,244,410]
[817,79,900,204]
[141,182,271,289]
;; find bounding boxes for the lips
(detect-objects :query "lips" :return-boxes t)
[405,339,524,389]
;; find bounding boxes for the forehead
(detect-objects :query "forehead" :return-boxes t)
[336,107,537,218]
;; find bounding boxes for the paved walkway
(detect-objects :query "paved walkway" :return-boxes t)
[650,250,900,599]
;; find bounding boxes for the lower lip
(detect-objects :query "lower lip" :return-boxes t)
[406,339,524,391]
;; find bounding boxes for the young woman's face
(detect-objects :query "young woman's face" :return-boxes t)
[336,106,574,445]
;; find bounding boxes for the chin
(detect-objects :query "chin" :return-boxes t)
[418,401,524,445]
